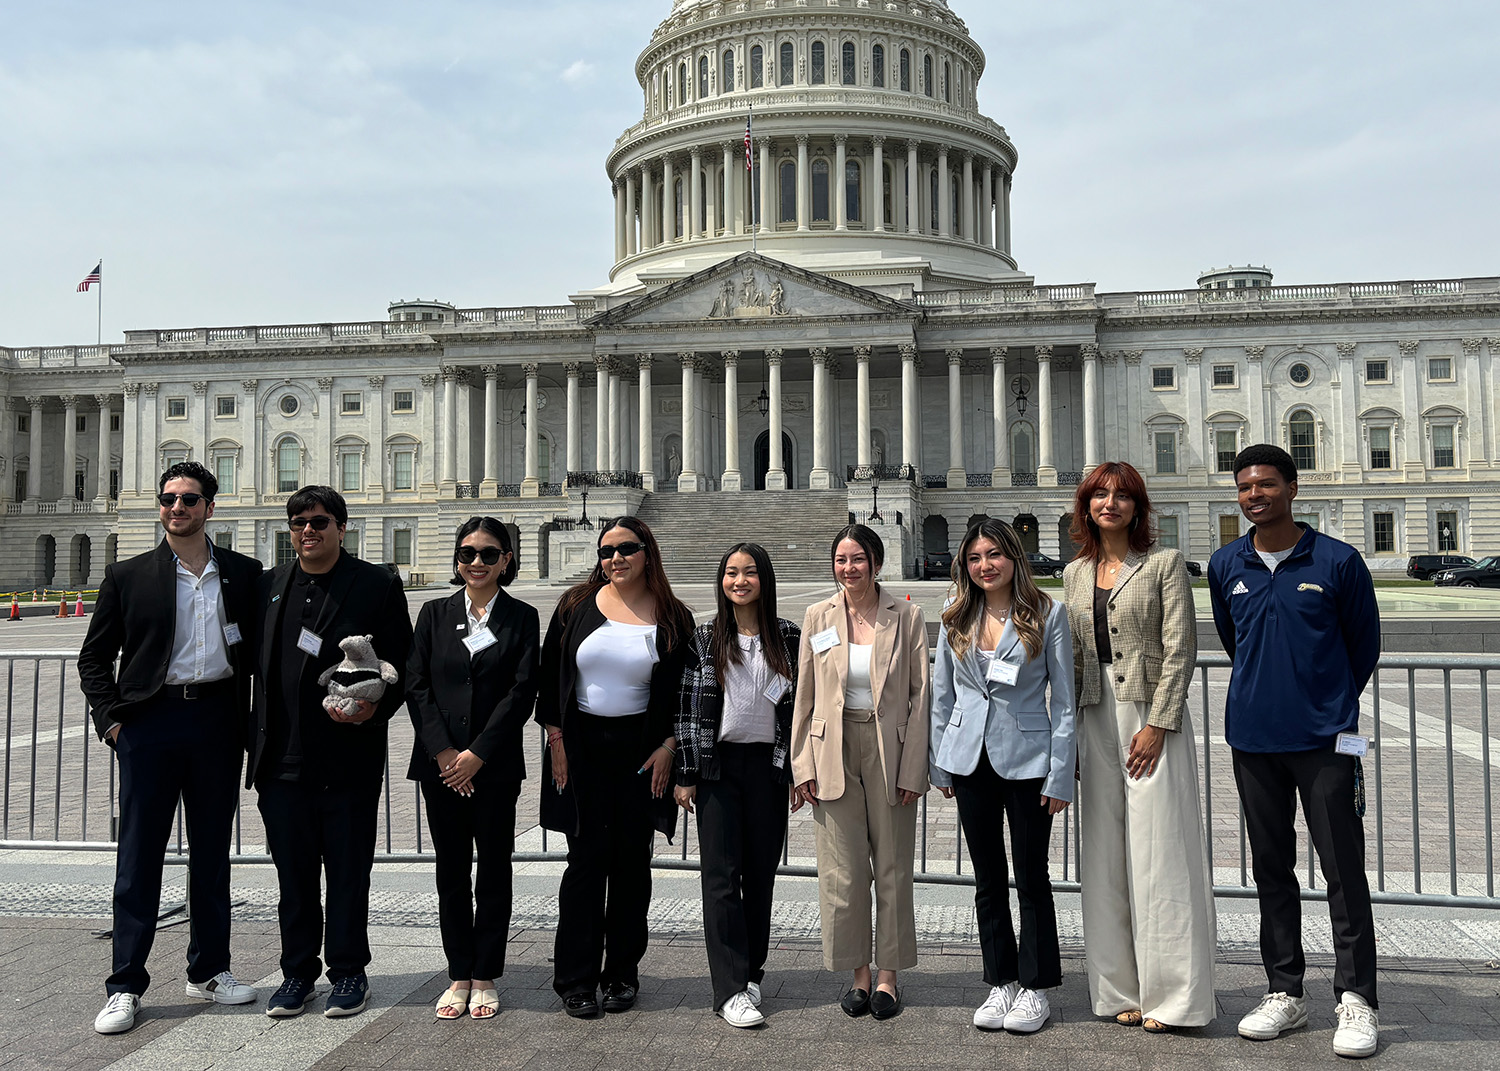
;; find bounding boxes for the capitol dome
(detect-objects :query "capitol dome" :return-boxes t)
[586,0,1025,303]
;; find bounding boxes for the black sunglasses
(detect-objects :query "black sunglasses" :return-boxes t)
[598,541,645,560]
[289,516,333,531]
[158,492,206,508]
[457,545,505,565]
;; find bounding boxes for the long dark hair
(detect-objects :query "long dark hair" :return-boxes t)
[557,515,693,652]
[448,516,518,587]
[710,542,792,683]
[941,518,1052,662]
[829,523,885,574]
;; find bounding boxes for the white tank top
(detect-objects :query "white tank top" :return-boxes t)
[845,643,875,709]
[575,620,658,717]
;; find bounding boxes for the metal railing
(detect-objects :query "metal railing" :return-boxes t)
[2,650,1495,910]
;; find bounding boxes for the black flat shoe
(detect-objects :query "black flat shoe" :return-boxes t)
[840,988,870,1017]
[563,993,599,1018]
[870,987,902,1020]
[601,982,637,1013]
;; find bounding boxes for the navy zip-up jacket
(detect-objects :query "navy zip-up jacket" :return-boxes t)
[1209,524,1380,753]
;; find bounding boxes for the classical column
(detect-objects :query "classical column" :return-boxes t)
[121,384,140,496]
[1036,345,1057,486]
[834,134,849,231]
[521,364,540,496]
[440,370,458,486]
[721,142,734,236]
[94,395,113,500]
[640,163,654,247]
[900,345,919,473]
[872,136,886,233]
[61,396,78,501]
[937,145,951,237]
[943,351,965,487]
[607,368,621,470]
[905,142,920,233]
[479,366,500,492]
[689,148,704,240]
[678,353,700,492]
[625,173,639,255]
[1002,173,1013,253]
[613,179,627,262]
[594,356,609,470]
[721,351,743,491]
[990,347,1010,485]
[1081,344,1101,471]
[981,164,994,247]
[765,349,786,490]
[961,153,975,242]
[638,355,656,491]
[854,346,872,472]
[565,362,582,478]
[809,348,832,489]
[661,154,674,241]
[23,397,41,498]
[795,134,810,232]
[758,138,772,235]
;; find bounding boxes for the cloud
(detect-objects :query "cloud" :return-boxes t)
[561,60,595,85]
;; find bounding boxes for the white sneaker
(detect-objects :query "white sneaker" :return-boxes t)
[746,981,761,1007]
[186,970,257,1005]
[973,981,1021,1030]
[1238,992,1309,1040]
[94,992,141,1034]
[1002,987,1050,1033]
[1333,993,1379,1058]
[718,991,765,1028]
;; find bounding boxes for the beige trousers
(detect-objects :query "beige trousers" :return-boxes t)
[1079,673,1217,1026]
[812,710,918,972]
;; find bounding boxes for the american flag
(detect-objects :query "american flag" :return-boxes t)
[76,262,101,292]
[744,113,753,171]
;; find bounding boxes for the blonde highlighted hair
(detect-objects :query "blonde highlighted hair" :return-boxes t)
[941,519,1052,662]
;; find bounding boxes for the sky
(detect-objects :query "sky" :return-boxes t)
[3,0,1497,346]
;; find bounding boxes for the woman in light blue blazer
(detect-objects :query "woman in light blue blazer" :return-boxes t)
[931,518,1075,1036]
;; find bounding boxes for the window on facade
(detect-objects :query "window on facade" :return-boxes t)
[842,41,856,84]
[810,41,825,84]
[278,394,299,416]
[1151,367,1175,389]
[341,528,360,558]
[1212,365,1236,387]
[14,472,26,501]
[722,50,734,92]
[110,413,121,432]
[929,168,939,230]
[166,397,187,419]
[1218,514,1241,548]
[699,56,709,98]
[392,529,413,566]
[1155,432,1178,474]
[1436,511,1459,552]
[275,530,294,567]
[340,452,361,492]
[213,529,233,550]
[923,54,933,96]
[882,163,894,226]
[1157,516,1180,550]
[341,392,362,415]
[1372,512,1395,554]
[750,45,763,87]
[779,161,796,223]
[74,470,86,501]
[872,44,885,86]
[1289,362,1312,385]
[1369,426,1392,469]
[1289,410,1316,470]
[393,450,414,490]
[1366,359,1389,382]
[845,161,861,223]
[779,42,794,85]
[674,177,685,238]
[899,48,911,91]
[678,62,688,104]
[1432,424,1456,468]
[950,173,960,233]
[76,415,87,433]
[1293,513,1321,531]
[216,396,236,417]
[1215,430,1237,473]
[16,414,28,433]
[811,159,830,221]
[276,440,300,493]
[392,390,414,413]
[943,60,951,101]
[1428,356,1453,381]
[214,454,236,494]
[109,469,119,498]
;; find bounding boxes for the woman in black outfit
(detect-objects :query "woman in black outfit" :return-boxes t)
[405,517,539,1021]
[675,542,801,1028]
[537,516,695,1018]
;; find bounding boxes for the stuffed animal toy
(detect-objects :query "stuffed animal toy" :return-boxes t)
[318,635,399,718]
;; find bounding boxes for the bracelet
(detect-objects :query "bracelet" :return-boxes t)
[547,731,563,748]
[660,743,676,755]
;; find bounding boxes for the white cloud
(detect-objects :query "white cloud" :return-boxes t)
[561,60,595,85]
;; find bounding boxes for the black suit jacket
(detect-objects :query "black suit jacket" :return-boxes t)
[404,587,540,785]
[78,538,263,743]
[248,551,412,788]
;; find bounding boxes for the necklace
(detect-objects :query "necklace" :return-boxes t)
[848,592,879,630]
[986,602,1013,623]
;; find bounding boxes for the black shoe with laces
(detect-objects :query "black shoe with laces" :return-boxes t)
[324,975,369,1018]
[266,977,315,1018]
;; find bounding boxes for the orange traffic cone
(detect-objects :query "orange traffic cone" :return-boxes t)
[73,597,85,617]
[31,589,38,603]
[56,595,69,618]
[906,593,911,600]
[8,596,20,622]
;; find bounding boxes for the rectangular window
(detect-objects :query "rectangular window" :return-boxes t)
[1366,359,1389,382]
[1432,424,1455,468]
[340,452,361,492]
[392,390,414,413]
[166,397,187,419]
[1293,513,1321,531]
[213,529,233,550]
[1211,365,1236,387]
[1369,427,1391,469]
[392,529,413,566]
[1436,511,1459,552]
[76,415,87,433]
[14,473,27,501]
[393,450,414,490]
[16,415,28,433]
[1218,514,1240,547]
[1157,516,1180,550]
[215,396,236,417]
[1428,356,1453,381]
[214,455,236,494]
[1151,366,1175,390]
[1154,432,1177,474]
[275,530,295,567]
[74,470,86,501]
[109,469,119,499]
[1215,430,1237,473]
[110,413,121,432]
[1372,512,1395,554]
[341,392,362,415]
[343,529,361,558]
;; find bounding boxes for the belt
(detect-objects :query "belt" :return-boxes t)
[842,706,875,723]
[161,680,234,701]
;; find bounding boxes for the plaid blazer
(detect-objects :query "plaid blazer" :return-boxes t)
[1062,546,1196,732]
[675,618,801,787]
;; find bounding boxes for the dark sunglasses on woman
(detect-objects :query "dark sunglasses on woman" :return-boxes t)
[158,492,205,508]
[457,545,506,565]
[597,541,645,560]
[289,516,333,531]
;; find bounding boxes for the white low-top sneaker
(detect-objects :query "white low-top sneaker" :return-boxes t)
[1333,993,1379,1058]
[718,991,765,1028]
[1238,992,1309,1040]
[746,981,762,1007]
[1003,987,1050,1033]
[973,981,1021,1030]
[186,970,257,1005]
[94,992,141,1034]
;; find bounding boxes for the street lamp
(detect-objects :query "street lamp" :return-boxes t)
[578,490,592,530]
[1010,374,1030,416]
[869,482,883,523]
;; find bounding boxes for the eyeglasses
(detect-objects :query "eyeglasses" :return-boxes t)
[289,516,333,531]
[158,492,206,508]
[457,545,505,565]
[597,541,645,560]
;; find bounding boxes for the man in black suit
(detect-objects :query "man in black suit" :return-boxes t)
[78,461,263,1035]
[250,486,411,1019]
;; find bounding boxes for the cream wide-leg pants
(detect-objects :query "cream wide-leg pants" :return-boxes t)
[1078,672,1217,1026]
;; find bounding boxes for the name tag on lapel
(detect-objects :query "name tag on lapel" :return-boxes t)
[810,627,840,654]
[297,628,323,657]
[644,635,660,664]
[987,658,1020,687]
[463,628,498,656]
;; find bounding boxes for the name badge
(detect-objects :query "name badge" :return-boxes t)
[762,676,791,703]
[987,658,1020,687]
[644,635,660,664]
[222,623,243,646]
[1335,732,1369,757]
[810,627,840,654]
[463,628,498,656]
[297,628,323,657]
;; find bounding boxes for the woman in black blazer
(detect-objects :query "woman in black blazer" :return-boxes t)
[405,517,539,1021]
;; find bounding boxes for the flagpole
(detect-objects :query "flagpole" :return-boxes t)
[749,106,757,255]
[97,259,102,348]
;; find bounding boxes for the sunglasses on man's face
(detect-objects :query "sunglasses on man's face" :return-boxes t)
[158,492,206,509]
[597,541,645,561]
[289,516,333,531]
[457,545,506,566]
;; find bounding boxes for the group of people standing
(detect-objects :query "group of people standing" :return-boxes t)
[80,441,1382,1060]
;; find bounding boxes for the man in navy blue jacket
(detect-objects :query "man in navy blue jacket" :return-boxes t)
[1209,444,1381,1059]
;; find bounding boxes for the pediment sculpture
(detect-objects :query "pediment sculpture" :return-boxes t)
[709,269,790,319]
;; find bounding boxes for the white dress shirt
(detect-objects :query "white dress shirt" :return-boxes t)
[165,545,233,685]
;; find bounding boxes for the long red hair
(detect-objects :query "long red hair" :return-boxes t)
[1069,462,1155,560]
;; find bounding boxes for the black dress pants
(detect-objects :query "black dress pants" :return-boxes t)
[553,712,657,998]
[952,749,1061,990]
[421,776,521,981]
[1232,746,1378,1007]
[108,692,242,996]
[257,776,381,983]
[695,742,787,1011]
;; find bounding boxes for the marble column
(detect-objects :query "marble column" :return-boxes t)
[678,354,700,492]
[565,362,582,478]
[1002,174,1012,253]
[521,365,540,496]
[689,148,704,240]
[981,164,994,247]
[871,136,886,234]
[1036,345,1057,486]
[121,385,140,496]
[990,347,1010,485]
[937,145,951,237]
[640,164,655,247]
[961,153,975,242]
[594,356,609,471]
[625,173,639,255]
[766,349,786,490]
[900,345,919,472]
[613,180,627,262]
[25,397,43,499]
[721,351,742,491]
[1081,343,1101,471]
[758,138,772,234]
[480,366,500,492]
[810,348,831,489]
[661,155,674,241]
[721,142,734,236]
[608,369,621,471]
[95,396,113,500]
[61,396,78,500]
[440,371,458,487]
[795,134,810,232]
[834,134,848,231]
[638,355,656,491]
[945,351,965,487]
[905,142,919,233]
[855,346,872,472]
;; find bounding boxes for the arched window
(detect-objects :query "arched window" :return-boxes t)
[779,160,796,223]
[882,162,895,226]
[899,48,911,91]
[750,44,764,88]
[674,178,685,238]
[842,41,856,85]
[1289,410,1317,470]
[811,41,825,84]
[811,158,830,222]
[1011,425,1034,473]
[678,62,688,105]
[845,160,861,223]
[779,42,794,86]
[722,49,734,92]
[923,54,934,97]
[943,60,951,102]
[276,439,300,493]
[872,44,885,87]
[929,167,940,231]
[699,55,709,98]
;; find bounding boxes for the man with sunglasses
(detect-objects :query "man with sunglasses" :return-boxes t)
[79,462,264,1034]
[249,486,411,1019]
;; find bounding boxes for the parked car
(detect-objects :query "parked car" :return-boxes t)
[1434,556,1500,587]
[1408,554,1475,580]
[1026,552,1067,579]
[922,549,953,580]
[1184,559,1203,578]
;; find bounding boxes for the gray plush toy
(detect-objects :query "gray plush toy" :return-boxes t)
[317,635,399,718]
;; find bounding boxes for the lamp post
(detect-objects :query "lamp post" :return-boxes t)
[869,482,883,523]
[578,490,592,529]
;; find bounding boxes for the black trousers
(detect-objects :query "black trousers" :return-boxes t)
[952,751,1061,990]
[421,776,520,981]
[1232,746,1378,1007]
[257,777,381,983]
[108,692,242,996]
[695,742,787,1011]
[552,712,657,998]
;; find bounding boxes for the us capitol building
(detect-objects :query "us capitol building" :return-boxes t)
[4,0,1498,588]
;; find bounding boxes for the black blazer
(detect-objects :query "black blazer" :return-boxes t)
[78,538,262,742]
[248,551,412,788]
[534,593,691,840]
[404,587,540,785]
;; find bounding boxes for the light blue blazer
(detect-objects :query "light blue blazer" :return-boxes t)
[929,599,1076,802]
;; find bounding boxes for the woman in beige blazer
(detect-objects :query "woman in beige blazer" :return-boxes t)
[791,524,930,1021]
[1062,462,1216,1033]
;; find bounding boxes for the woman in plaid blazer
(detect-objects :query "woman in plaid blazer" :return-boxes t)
[1062,462,1217,1033]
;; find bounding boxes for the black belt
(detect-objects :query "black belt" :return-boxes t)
[160,680,234,701]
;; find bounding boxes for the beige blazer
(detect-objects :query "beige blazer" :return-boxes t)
[1062,546,1197,731]
[790,587,931,805]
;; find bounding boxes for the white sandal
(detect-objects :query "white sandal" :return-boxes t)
[436,987,471,1020]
